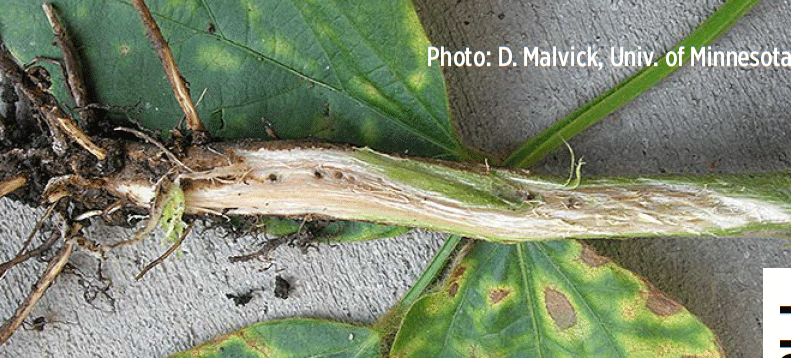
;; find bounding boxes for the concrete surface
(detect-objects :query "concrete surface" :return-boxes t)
[1,0,791,357]
[0,200,446,357]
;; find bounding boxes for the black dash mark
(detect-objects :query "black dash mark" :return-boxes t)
[782,340,791,348]
[781,306,791,314]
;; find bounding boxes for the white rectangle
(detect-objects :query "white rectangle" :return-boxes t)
[764,268,791,357]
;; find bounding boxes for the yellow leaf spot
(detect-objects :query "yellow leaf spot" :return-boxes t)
[75,5,90,20]
[198,44,243,72]
[274,38,295,57]
[118,43,131,56]
[360,115,379,144]
[402,4,429,57]
[408,70,428,92]
[244,0,262,23]
[313,21,334,41]
[349,76,397,114]
[160,0,199,15]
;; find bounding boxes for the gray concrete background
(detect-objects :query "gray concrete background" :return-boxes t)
[1,0,791,357]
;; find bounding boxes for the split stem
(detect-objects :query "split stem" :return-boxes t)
[103,143,791,242]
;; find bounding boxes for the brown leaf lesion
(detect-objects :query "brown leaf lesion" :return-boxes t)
[450,265,467,279]
[638,277,683,317]
[445,264,468,298]
[488,288,511,305]
[447,282,459,298]
[544,287,576,330]
[578,244,611,267]
[645,288,683,317]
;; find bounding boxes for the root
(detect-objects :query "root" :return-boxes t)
[62,261,115,312]
[135,221,194,280]
[0,175,26,199]
[0,200,61,279]
[45,106,106,160]
[228,236,286,263]
[0,228,61,281]
[130,0,205,135]
[0,223,78,345]
[0,26,105,160]
[41,3,97,129]
[227,217,319,262]
[561,137,585,189]
[114,126,193,172]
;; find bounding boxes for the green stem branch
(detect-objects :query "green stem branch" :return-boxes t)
[503,0,761,168]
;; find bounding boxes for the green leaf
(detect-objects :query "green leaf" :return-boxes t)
[391,240,723,357]
[126,177,186,244]
[307,220,412,243]
[168,318,382,358]
[159,179,186,243]
[254,217,412,243]
[503,0,760,168]
[0,0,465,158]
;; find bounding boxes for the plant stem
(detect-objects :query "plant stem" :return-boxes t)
[89,142,791,242]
